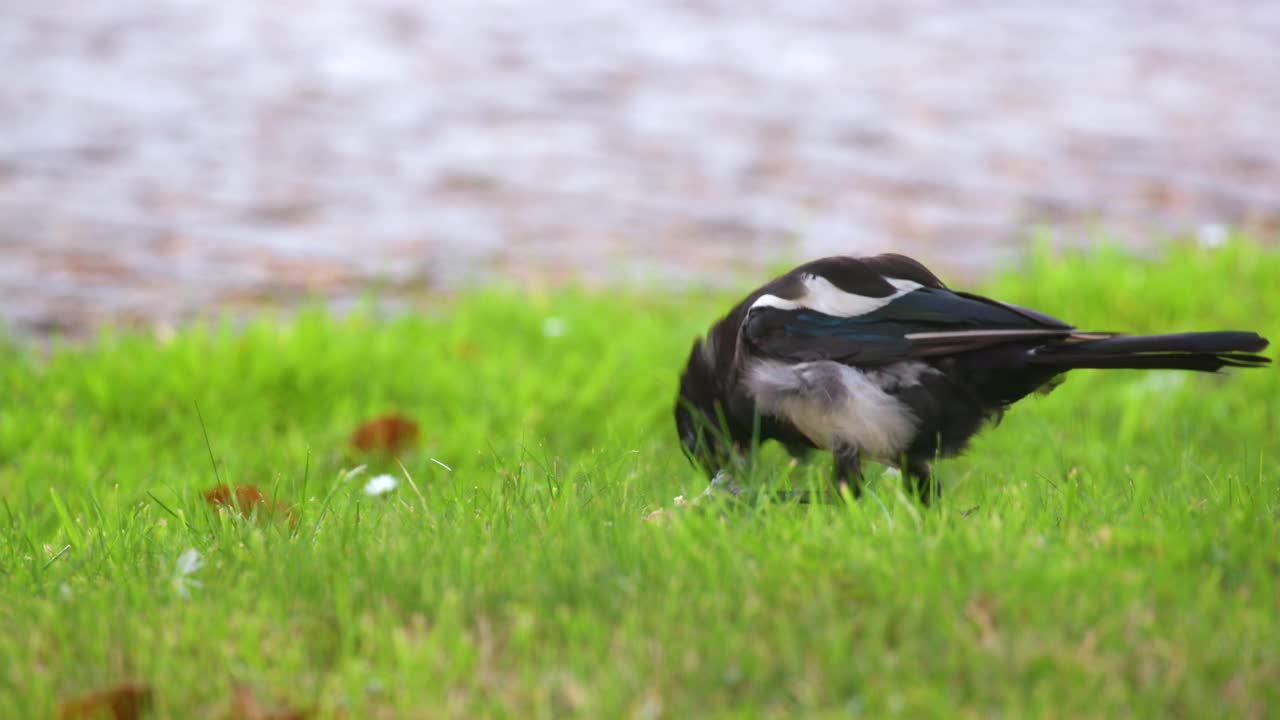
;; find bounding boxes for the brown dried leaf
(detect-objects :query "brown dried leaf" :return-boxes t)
[350,414,420,454]
[58,681,152,720]
[224,685,311,720]
[642,509,667,524]
[965,594,1000,648]
[203,485,296,527]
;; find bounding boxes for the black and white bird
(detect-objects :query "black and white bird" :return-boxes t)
[674,253,1270,503]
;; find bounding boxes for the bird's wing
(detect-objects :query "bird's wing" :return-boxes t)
[741,260,1078,366]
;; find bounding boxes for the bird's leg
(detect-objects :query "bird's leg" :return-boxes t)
[904,459,937,506]
[707,468,745,497]
[830,444,865,501]
[703,445,750,499]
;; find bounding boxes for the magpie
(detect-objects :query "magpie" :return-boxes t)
[674,253,1270,503]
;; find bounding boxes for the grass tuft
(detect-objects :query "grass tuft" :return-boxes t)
[1,239,1278,718]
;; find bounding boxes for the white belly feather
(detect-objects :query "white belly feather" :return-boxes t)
[745,359,924,460]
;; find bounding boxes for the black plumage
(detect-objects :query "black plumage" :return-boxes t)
[674,253,1271,503]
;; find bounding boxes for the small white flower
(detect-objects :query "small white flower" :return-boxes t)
[1133,371,1186,395]
[173,548,204,600]
[1197,223,1227,249]
[542,317,568,338]
[363,473,398,497]
[176,548,204,575]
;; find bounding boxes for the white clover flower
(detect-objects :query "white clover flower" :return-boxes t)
[542,317,568,338]
[1197,223,1227,249]
[363,473,398,497]
[173,548,204,600]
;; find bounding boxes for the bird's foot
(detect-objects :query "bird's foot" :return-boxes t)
[643,470,743,524]
[707,468,745,497]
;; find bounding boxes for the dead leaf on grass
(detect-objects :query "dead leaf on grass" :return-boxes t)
[965,594,1000,648]
[58,681,152,720]
[642,508,667,524]
[350,414,420,455]
[223,684,311,720]
[203,485,296,527]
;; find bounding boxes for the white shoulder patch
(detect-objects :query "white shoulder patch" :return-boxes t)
[750,274,922,317]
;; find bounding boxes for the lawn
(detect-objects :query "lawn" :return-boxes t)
[1,240,1278,719]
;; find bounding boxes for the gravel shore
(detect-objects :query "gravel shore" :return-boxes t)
[3,1,1278,335]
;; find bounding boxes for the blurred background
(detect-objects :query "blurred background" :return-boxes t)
[2,1,1278,337]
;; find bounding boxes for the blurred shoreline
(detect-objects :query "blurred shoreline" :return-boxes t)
[3,2,1278,337]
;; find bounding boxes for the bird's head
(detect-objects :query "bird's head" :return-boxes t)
[674,338,734,477]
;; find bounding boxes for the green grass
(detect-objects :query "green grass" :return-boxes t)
[2,240,1279,719]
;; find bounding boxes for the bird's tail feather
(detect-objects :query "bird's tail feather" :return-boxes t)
[1031,331,1270,372]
